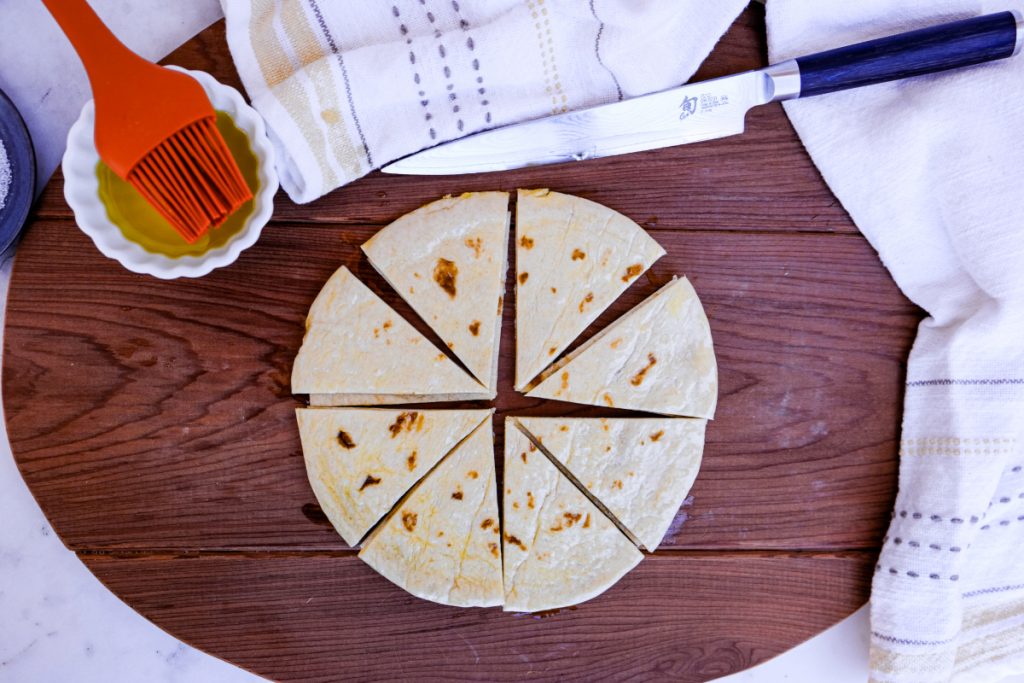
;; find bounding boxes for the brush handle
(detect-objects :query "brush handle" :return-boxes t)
[40,0,154,93]
[766,11,1023,101]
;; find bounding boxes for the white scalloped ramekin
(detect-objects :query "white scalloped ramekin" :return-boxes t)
[63,67,277,279]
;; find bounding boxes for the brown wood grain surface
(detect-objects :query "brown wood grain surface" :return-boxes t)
[5,6,916,681]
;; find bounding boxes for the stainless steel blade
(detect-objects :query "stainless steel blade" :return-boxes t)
[382,70,777,175]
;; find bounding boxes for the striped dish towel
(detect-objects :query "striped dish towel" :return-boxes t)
[220,0,746,203]
[769,1,1024,681]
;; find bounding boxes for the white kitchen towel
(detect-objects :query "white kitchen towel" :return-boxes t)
[768,2,1024,682]
[220,0,746,203]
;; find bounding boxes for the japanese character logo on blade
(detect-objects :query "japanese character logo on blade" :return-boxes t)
[678,96,698,120]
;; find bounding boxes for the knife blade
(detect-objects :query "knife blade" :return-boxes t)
[382,10,1022,176]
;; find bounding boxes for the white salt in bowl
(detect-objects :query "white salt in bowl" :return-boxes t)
[63,67,277,279]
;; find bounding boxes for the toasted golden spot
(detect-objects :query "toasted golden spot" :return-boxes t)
[622,263,643,282]
[603,393,615,407]
[518,272,529,285]
[578,292,594,313]
[602,422,610,432]
[407,451,417,470]
[464,236,483,257]
[438,530,444,537]
[564,512,583,526]
[409,286,415,295]
[571,248,586,261]
[527,491,535,509]
[605,446,611,452]
[613,480,623,490]
[550,523,563,532]
[467,470,479,479]
[519,235,534,249]
[497,296,504,315]
[513,501,520,509]
[651,429,665,442]
[521,451,528,463]
[447,341,455,349]
[388,411,419,438]
[628,471,635,477]
[548,346,557,356]
[583,513,591,528]
[434,258,458,298]
[561,371,570,391]
[452,490,464,500]
[383,320,392,330]
[468,320,481,336]
[413,272,421,279]
[336,430,356,449]
[630,353,658,386]
[436,353,446,361]
[373,328,380,338]
[640,440,646,446]
[481,518,495,530]
[505,533,527,551]
[416,413,424,431]
[359,474,381,491]
[488,542,500,558]
[550,287,557,294]
[402,511,418,532]
[559,424,569,432]
[610,338,622,349]
[528,442,537,452]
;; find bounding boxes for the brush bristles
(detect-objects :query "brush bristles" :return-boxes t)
[128,117,253,243]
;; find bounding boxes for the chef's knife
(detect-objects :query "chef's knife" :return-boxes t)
[383,10,1023,175]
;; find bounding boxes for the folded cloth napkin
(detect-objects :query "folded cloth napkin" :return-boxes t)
[220,0,746,203]
[768,1,1024,681]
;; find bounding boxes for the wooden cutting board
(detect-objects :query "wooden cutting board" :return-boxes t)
[4,7,920,681]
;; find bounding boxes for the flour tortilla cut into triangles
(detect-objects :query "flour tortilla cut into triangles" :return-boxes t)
[514,189,665,390]
[291,266,491,403]
[297,407,489,547]
[517,417,705,551]
[359,416,503,607]
[502,421,642,613]
[527,276,717,418]
[362,192,510,392]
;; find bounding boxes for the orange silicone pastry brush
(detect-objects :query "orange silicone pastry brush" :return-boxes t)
[42,0,252,243]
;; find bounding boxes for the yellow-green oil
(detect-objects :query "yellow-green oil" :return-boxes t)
[96,111,259,257]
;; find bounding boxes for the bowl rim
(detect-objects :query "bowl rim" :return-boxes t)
[62,67,278,280]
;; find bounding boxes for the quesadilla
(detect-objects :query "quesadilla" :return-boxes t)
[362,192,510,392]
[297,408,490,547]
[502,421,642,613]
[526,277,717,418]
[516,417,706,551]
[514,189,665,389]
[359,416,503,607]
[291,266,492,404]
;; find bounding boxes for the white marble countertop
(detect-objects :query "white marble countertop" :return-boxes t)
[0,3,1020,682]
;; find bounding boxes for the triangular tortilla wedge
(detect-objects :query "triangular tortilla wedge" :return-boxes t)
[297,407,490,547]
[359,416,503,607]
[502,421,642,613]
[363,192,510,392]
[526,277,717,418]
[517,417,705,551]
[291,266,492,404]
[514,189,665,389]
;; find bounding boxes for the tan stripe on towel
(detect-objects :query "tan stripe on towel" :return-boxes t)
[249,0,338,189]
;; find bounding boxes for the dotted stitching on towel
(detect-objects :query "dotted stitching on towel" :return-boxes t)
[416,0,466,133]
[527,0,567,115]
[877,564,960,581]
[449,1,492,127]
[393,5,438,140]
[884,536,963,552]
[896,511,981,524]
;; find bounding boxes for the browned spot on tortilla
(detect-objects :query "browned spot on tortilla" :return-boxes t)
[622,263,643,282]
[613,480,623,490]
[336,430,356,449]
[519,235,534,249]
[549,523,563,532]
[560,371,570,391]
[481,518,495,530]
[630,353,658,386]
[571,248,586,261]
[578,292,594,313]
[528,442,537,452]
[513,501,520,509]
[452,490,463,500]
[497,296,503,315]
[505,534,527,551]
[489,542,500,558]
[548,347,557,356]
[383,320,392,330]
[521,451,528,463]
[409,286,415,294]
[603,393,615,407]
[407,451,417,470]
[447,341,455,349]
[438,530,444,537]
[402,511,418,532]
[388,411,419,438]
[559,424,569,432]
[527,491,535,509]
[467,470,479,479]
[518,272,529,285]
[468,320,481,336]
[373,328,380,338]
[416,413,424,431]
[564,512,582,526]
[610,338,622,349]
[434,258,458,298]
[550,287,557,294]
[359,474,381,491]
[436,353,446,361]
[601,422,610,432]
[465,236,483,257]
[583,513,591,528]
[651,430,664,442]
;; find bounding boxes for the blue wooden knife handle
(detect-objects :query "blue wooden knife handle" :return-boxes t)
[794,11,1023,98]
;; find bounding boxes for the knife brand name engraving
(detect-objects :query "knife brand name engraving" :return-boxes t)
[679,93,731,121]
